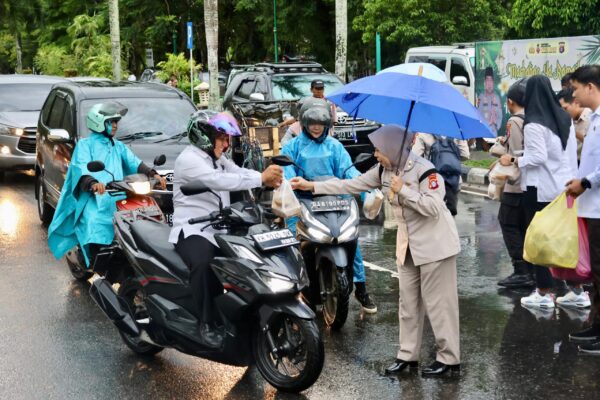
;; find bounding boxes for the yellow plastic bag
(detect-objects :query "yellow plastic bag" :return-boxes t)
[523,192,578,268]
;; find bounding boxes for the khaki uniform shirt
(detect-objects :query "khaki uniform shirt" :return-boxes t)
[503,115,524,193]
[313,152,460,266]
[574,108,593,160]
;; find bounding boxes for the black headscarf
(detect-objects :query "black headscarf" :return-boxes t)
[523,75,571,149]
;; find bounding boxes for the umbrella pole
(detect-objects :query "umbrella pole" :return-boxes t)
[389,100,415,201]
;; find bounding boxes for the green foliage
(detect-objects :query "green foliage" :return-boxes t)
[507,0,600,39]
[156,53,200,82]
[353,0,507,66]
[34,44,77,76]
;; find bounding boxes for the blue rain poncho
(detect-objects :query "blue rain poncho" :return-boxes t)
[281,131,360,182]
[48,133,142,265]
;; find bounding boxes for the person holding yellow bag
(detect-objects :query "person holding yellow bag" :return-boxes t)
[499,75,577,309]
[564,65,600,353]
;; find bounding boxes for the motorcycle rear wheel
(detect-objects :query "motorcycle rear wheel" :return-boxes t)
[253,315,324,393]
[320,262,349,331]
[117,279,163,356]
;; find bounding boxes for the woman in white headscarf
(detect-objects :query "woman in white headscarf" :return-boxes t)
[291,125,461,377]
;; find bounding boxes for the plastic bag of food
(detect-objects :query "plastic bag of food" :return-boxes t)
[271,179,301,218]
[551,218,592,282]
[489,140,507,157]
[523,193,578,269]
[489,163,517,184]
[363,189,384,220]
[487,183,504,200]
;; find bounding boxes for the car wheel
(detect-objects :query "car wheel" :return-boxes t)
[37,173,53,227]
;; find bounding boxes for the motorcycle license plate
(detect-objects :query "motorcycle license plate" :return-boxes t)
[165,213,173,226]
[311,199,351,212]
[252,229,299,251]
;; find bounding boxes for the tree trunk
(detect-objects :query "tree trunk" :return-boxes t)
[334,0,347,82]
[108,0,121,81]
[15,32,22,74]
[204,0,220,109]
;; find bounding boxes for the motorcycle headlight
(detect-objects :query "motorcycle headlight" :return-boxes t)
[258,270,295,293]
[340,201,358,233]
[129,181,151,195]
[300,204,331,235]
[231,244,263,264]
[307,226,333,243]
[337,226,357,243]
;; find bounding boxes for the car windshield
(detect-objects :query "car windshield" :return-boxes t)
[271,74,344,100]
[79,97,196,141]
[0,83,56,111]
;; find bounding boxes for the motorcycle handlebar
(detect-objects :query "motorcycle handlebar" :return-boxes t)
[188,215,213,225]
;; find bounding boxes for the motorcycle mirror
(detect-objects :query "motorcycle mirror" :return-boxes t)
[270,155,295,167]
[87,161,106,172]
[153,154,166,167]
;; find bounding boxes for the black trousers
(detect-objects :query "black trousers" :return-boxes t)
[587,219,600,323]
[498,192,531,275]
[175,232,223,324]
[522,187,553,289]
[444,182,459,216]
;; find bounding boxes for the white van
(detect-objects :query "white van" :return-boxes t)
[405,45,476,105]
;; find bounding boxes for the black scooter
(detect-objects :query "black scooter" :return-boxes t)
[88,168,324,393]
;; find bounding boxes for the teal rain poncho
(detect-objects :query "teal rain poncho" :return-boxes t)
[48,133,142,265]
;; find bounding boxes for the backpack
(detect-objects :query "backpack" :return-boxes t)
[428,137,461,190]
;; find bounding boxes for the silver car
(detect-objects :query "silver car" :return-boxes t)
[0,74,67,179]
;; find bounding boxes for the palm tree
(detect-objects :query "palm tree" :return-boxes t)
[204,0,220,109]
[335,0,347,82]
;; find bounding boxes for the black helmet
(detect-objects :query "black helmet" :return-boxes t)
[299,98,332,136]
[187,111,241,153]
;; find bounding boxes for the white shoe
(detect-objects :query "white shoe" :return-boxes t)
[556,291,591,308]
[520,291,555,309]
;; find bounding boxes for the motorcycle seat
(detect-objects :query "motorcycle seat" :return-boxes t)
[130,220,190,280]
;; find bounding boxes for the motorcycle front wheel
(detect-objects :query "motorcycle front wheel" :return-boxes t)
[117,279,163,356]
[253,315,324,393]
[66,246,93,282]
[319,261,349,331]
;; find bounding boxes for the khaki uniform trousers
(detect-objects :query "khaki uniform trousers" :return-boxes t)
[397,251,460,365]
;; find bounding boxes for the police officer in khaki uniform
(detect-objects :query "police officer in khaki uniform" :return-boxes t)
[291,125,461,377]
[478,67,503,134]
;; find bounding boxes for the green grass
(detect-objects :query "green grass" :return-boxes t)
[463,158,495,169]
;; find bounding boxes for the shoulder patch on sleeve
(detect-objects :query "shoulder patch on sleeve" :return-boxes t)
[428,174,440,190]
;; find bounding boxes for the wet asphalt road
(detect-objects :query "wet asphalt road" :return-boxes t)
[1,171,600,400]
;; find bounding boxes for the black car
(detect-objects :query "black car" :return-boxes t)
[35,80,197,226]
[223,62,379,163]
[0,74,68,179]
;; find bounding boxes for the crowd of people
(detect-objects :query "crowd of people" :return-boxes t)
[46,64,600,378]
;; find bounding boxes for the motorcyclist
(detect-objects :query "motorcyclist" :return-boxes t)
[48,102,167,266]
[169,111,283,348]
[281,99,377,313]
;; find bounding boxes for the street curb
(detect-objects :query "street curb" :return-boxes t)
[461,165,489,195]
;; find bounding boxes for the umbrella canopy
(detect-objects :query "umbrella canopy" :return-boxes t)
[378,63,448,82]
[327,72,495,140]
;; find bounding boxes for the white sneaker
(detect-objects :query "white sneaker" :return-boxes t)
[556,291,591,308]
[521,291,555,309]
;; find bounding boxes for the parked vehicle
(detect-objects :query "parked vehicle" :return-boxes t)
[406,36,597,138]
[66,156,167,282]
[35,80,197,226]
[271,154,372,330]
[223,62,379,163]
[0,74,67,179]
[89,171,324,393]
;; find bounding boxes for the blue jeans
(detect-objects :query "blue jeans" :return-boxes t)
[287,216,366,283]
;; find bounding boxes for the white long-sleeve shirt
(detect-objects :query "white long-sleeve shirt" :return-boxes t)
[578,106,600,219]
[168,146,262,246]
[517,123,577,202]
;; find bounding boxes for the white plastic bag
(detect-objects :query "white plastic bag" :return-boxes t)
[487,183,503,200]
[362,189,384,220]
[271,179,302,218]
[489,140,507,157]
[487,163,517,200]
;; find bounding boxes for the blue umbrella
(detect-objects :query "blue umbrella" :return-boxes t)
[378,62,448,83]
[327,71,495,140]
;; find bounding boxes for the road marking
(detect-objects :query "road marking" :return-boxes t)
[363,260,399,279]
